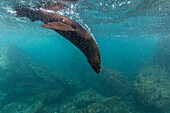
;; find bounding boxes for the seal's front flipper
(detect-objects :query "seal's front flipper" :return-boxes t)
[41,22,74,31]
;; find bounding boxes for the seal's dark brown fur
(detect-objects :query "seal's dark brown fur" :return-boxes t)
[14,5,101,73]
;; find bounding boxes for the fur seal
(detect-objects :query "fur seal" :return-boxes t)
[14,4,101,73]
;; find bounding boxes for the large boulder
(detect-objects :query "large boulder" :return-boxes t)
[134,65,170,111]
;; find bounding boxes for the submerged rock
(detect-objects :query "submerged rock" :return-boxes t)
[0,44,77,109]
[0,102,28,113]
[53,89,104,113]
[153,37,170,69]
[21,101,44,113]
[0,44,34,92]
[72,89,104,110]
[0,44,31,70]
[0,101,44,113]
[76,96,131,113]
[26,90,68,106]
[134,65,170,110]
[92,67,131,98]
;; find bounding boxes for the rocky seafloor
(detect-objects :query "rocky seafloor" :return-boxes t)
[0,44,169,113]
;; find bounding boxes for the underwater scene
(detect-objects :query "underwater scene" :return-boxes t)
[0,0,170,113]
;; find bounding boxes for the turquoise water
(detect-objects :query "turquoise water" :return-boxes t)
[0,0,170,113]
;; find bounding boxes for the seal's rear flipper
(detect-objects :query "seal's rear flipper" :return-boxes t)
[60,0,78,4]
[42,22,74,31]
[14,5,26,17]
[14,5,38,22]
[39,1,68,11]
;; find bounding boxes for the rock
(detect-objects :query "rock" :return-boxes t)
[73,89,104,110]
[21,101,44,113]
[52,89,104,113]
[0,44,77,108]
[26,90,68,106]
[0,102,27,113]
[92,67,131,98]
[134,65,170,110]
[153,37,170,69]
[0,44,31,70]
[76,96,131,113]
[0,44,34,93]
[0,101,44,113]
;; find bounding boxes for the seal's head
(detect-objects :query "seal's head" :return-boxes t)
[88,56,101,73]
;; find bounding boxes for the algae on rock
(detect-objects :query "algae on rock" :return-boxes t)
[52,89,104,113]
[153,37,170,70]
[76,96,131,113]
[0,101,44,113]
[92,67,131,98]
[0,44,77,109]
[134,65,170,110]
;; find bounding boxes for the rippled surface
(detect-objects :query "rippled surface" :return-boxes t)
[1,0,170,33]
